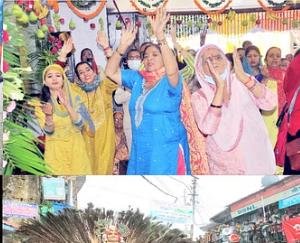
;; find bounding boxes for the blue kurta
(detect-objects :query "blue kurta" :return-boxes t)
[121,69,191,175]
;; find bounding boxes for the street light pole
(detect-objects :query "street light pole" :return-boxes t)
[190,177,198,240]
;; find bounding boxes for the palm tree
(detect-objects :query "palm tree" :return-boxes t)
[17,207,193,243]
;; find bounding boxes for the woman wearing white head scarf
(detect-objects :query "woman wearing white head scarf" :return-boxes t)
[191,44,277,174]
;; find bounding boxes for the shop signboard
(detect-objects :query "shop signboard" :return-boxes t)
[231,185,300,218]
[42,177,66,200]
[3,200,39,218]
[278,193,300,209]
[150,204,193,224]
[231,201,260,218]
[39,202,72,216]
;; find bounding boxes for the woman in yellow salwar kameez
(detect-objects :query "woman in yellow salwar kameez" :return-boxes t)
[33,64,92,175]
[74,62,118,175]
[261,47,286,147]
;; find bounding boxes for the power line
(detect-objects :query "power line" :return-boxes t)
[141,176,178,201]
[168,176,193,193]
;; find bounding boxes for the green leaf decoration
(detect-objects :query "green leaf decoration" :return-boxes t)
[3,6,50,175]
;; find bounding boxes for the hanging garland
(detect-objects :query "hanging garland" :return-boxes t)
[130,0,168,16]
[257,0,290,13]
[193,0,232,15]
[70,0,97,10]
[202,0,225,8]
[267,0,287,7]
[66,0,106,21]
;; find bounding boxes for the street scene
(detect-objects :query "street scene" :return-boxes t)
[3,175,300,242]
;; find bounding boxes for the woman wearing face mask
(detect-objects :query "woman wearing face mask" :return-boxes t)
[114,49,141,154]
[105,8,191,175]
[31,64,92,175]
[191,44,277,174]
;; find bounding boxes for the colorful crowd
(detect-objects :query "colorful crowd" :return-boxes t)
[200,207,300,243]
[29,8,300,176]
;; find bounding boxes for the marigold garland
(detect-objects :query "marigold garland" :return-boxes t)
[66,0,106,21]
[130,0,168,16]
[257,0,290,13]
[193,0,232,15]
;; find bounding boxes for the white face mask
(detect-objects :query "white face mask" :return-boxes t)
[128,59,141,70]
[204,69,228,85]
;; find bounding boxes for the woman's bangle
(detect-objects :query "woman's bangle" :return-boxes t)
[244,76,253,86]
[103,46,111,52]
[210,103,222,108]
[116,48,124,57]
[248,81,257,91]
[157,38,167,46]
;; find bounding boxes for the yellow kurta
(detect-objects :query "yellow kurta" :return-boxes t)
[261,79,278,147]
[32,98,92,175]
[73,77,118,174]
[262,79,284,175]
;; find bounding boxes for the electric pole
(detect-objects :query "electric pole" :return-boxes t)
[190,177,198,240]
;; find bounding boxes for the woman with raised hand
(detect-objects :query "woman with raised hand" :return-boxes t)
[73,61,118,175]
[191,44,277,174]
[105,7,191,175]
[32,64,92,175]
[56,33,118,175]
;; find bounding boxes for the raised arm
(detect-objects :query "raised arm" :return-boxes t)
[232,49,277,110]
[170,25,195,81]
[148,7,179,87]
[57,37,74,64]
[96,30,113,59]
[105,24,138,85]
[233,49,267,98]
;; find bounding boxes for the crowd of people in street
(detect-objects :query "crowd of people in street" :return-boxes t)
[199,207,300,243]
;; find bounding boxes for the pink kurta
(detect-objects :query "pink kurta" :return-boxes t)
[191,73,277,175]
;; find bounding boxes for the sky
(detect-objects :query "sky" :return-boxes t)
[77,175,285,235]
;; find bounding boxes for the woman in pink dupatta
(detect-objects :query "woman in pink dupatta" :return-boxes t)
[191,44,277,174]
